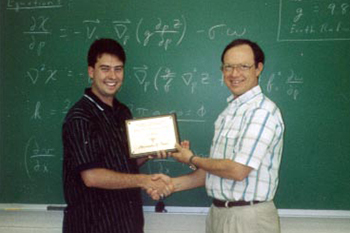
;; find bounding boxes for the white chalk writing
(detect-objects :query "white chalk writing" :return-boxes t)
[24,136,55,180]
[132,65,214,94]
[278,0,350,41]
[7,0,63,12]
[265,69,304,100]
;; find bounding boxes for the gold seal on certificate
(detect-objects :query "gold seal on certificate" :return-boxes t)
[125,114,180,158]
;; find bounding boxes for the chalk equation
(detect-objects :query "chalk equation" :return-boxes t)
[136,16,186,51]
[264,69,304,100]
[26,64,86,85]
[30,99,72,120]
[26,64,58,85]
[197,24,247,40]
[24,136,56,180]
[132,65,216,94]
[17,13,248,56]
[278,0,350,41]
[127,103,207,123]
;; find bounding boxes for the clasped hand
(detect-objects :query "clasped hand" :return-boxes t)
[145,174,173,200]
[146,141,193,200]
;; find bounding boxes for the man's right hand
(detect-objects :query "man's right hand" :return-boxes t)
[146,174,174,200]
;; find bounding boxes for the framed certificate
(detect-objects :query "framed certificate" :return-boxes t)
[125,114,180,158]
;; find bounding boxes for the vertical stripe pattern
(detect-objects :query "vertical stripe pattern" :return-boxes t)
[62,88,144,233]
[206,86,284,202]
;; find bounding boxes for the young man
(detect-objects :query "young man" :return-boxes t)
[62,38,172,233]
[153,39,285,233]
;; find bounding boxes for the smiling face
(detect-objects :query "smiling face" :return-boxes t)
[222,44,263,97]
[88,53,124,106]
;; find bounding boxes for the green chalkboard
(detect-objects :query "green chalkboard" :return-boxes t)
[1,0,350,210]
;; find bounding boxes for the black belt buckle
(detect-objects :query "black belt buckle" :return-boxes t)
[213,199,261,208]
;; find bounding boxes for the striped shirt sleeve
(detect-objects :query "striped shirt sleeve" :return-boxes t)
[63,119,104,172]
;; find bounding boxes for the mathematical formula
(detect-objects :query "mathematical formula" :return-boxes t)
[264,69,304,100]
[20,14,247,56]
[132,65,217,94]
[24,62,303,102]
[24,136,56,180]
[127,103,207,123]
[30,99,72,120]
[278,0,350,41]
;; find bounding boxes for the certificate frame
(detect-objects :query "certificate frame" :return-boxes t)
[125,114,180,158]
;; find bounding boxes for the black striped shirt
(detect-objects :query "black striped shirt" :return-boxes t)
[62,88,144,233]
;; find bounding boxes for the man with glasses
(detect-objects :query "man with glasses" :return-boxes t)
[151,39,285,233]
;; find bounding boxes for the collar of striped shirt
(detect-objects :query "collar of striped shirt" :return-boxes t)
[227,85,262,105]
[83,88,120,112]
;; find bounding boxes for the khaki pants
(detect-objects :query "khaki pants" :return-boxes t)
[206,201,280,233]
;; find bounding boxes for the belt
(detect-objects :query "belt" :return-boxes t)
[213,199,262,208]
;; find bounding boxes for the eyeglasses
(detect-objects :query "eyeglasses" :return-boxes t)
[221,64,254,73]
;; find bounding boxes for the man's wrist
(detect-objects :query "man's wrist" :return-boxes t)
[188,155,197,170]
[138,174,150,189]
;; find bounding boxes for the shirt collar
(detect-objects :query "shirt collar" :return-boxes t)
[227,85,262,105]
[83,88,119,112]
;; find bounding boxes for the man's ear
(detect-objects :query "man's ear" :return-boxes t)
[88,66,94,79]
[256,62,264,77]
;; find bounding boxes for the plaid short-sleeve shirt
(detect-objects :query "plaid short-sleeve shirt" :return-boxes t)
[206,86,284,202]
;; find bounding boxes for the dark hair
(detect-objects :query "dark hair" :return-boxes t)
[221,39,265,67]
[87,38,126,67]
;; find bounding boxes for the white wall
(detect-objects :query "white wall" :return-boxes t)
[0,207,350,233]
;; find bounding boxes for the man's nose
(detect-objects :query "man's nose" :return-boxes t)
[230,66,241,76]
[109,70,118,79]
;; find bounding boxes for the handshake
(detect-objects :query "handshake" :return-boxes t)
[143,173,174,201]
[142,141,192,201]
